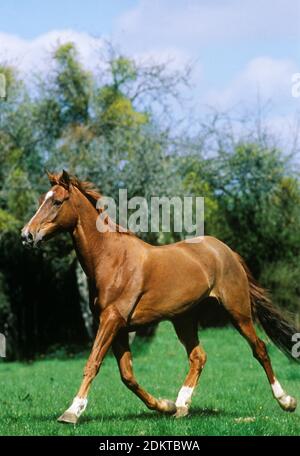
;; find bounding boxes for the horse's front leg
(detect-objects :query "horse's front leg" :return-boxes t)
[113,330,177,415]
[58,305,125,424]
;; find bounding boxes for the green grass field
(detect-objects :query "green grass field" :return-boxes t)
[0,323,299,436]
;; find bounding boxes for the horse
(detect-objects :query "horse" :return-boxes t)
[21,170,299,424]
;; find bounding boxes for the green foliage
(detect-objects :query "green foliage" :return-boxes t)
[181,156,221,237]
[203,144,300,276]
[3,168,37,220]
[98,88,147,129]
[0,271,11,322]
[0,209,19,235]
[53,42,92,126]
[260,260,300,315]
[111,56,137,87]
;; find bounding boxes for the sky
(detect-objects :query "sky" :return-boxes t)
[0,0,299,144]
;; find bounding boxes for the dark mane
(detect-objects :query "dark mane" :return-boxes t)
[47,171,134,236]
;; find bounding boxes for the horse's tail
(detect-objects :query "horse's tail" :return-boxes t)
[236,254,300,362]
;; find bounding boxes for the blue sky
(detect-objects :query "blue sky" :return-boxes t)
[0,1,135,38]
[0,0,299,144]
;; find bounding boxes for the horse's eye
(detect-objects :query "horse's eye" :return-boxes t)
[53,200,63,207]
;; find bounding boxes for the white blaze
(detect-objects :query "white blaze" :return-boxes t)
[25,190,54,232]
[45,190,54,200]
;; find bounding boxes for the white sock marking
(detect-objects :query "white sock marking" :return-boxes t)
[176,386,194,408]
[271,378,296,409]
[66,396,88,417]
[272,379,285,399]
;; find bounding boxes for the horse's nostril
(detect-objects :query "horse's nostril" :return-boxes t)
[21,231,34,244]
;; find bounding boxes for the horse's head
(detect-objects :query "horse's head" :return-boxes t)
[21,170,78,247]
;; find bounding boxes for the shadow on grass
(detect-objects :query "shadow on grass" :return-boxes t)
[79,406,236,423]
[19,405,240,427]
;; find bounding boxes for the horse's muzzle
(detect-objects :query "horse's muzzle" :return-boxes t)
[21,230,34,247]
[21,229,42,248]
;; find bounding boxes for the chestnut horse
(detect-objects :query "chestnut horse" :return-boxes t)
[21,171,299,424]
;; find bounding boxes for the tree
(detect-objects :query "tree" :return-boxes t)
[205,143,300,276]
[0,42,191,358]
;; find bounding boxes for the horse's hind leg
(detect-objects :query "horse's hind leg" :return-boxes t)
[228,306,297,412]
[172,314,207,418]
[112,330,177,415]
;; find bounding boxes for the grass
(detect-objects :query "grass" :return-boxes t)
[0,323,299,436]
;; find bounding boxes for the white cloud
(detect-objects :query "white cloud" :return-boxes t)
[264,112,300,151]
[0,30,105,76]
[131,47,190,71]
[204,57,298,110]
[112,0,300,117]
[114,0,299,52]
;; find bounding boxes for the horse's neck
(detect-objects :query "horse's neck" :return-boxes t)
[70,190,135,287]
[71,193,104,280]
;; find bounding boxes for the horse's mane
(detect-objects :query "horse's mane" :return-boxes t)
[48,171,134,236]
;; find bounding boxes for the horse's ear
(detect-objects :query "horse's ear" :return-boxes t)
[60,169,70,189]
[46,170,58,186]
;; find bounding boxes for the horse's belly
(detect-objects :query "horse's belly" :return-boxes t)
[129,281,209,326]
[129,244,216,326]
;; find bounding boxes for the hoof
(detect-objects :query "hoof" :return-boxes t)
[159,399,177,414]
[57,411,78,424]
[174,405,189,418]
[278,395,297,412]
